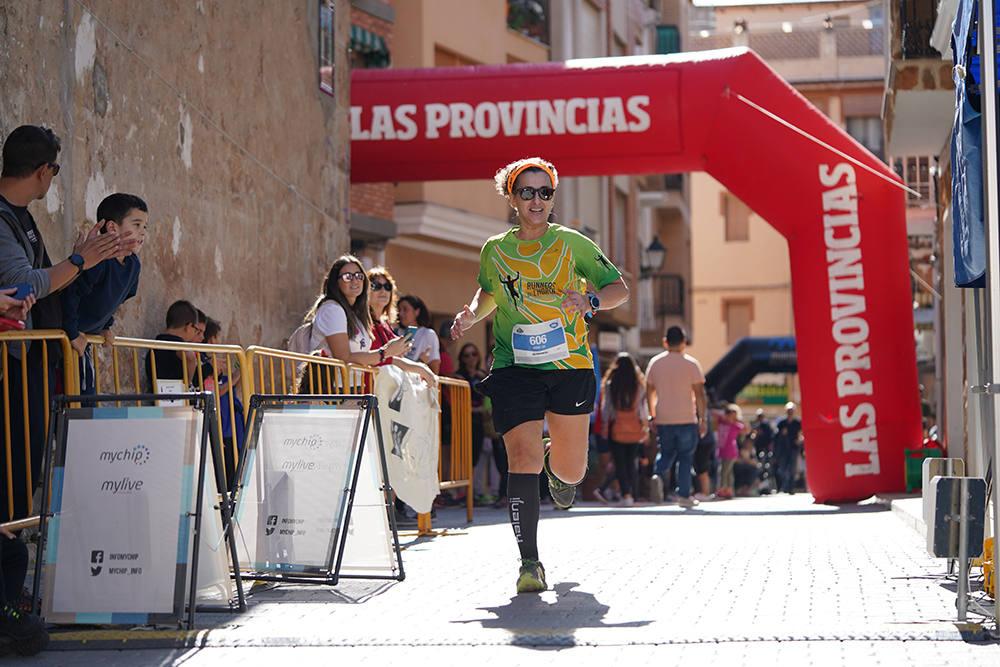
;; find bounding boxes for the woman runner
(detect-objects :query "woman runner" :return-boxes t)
[451,157,628,593]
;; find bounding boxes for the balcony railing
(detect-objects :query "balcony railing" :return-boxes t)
[653,274,685,318]
[688,26,884,59]
[899,0,941,59]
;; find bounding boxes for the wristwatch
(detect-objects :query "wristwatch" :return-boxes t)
[586,293,600,317]
[68,253,84,273]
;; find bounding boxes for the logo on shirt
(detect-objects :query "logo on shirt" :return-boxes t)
[595,253,612,270]
[500,272,522,309]
[525,281,558,297]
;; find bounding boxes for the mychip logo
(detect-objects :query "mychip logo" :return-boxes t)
[98,444,150,466]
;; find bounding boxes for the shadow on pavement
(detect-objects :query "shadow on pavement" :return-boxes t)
[429,500,889,530]
[452,581,650,649]
[244,579,398,604]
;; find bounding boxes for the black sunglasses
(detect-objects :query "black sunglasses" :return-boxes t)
[35,161,59,175]
[370,281,392,291]
[515,186,555,201]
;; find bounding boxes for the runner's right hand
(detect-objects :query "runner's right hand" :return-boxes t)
[450,305,474,340]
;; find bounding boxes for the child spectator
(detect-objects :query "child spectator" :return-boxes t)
[144,300,204,392]
[714,404,746,499]
[201,318,244,490]
[61,193,147,393]
[194,308,207,339]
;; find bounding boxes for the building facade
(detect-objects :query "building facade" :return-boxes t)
[0,1,351,347]
[883,0,977,464]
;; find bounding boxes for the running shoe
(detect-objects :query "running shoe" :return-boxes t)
[516,558,547,593]
[542,444,576,509]
[677,495,700,508]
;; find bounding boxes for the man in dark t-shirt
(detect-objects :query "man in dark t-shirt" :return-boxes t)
[774,402,803,493]
[144,300,204,393]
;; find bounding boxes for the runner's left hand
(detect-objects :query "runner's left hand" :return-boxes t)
[560,289,590,316]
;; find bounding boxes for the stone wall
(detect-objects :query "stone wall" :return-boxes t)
[0,1,350,347]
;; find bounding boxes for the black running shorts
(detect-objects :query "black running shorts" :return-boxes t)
[479,366,596,436]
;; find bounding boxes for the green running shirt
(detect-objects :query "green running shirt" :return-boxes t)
[478,224,622,371]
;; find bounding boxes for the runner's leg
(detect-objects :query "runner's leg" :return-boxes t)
[504,420,544,560]
[544,412,590,484]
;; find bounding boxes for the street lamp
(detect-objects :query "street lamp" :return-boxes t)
[640,236,666,279]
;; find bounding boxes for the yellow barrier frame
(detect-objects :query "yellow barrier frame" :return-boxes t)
[0,330,75,521]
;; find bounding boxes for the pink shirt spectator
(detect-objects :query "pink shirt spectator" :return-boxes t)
[716,420,744,460]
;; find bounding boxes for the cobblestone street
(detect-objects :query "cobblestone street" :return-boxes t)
[33,494,1000,665]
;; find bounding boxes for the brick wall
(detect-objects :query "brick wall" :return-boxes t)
[350,183,394,220]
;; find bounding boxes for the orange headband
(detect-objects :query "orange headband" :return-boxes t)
[506,162,557,196]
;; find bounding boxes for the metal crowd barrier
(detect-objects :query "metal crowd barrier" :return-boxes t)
[83,335,250,490]
[343,363,475,530]
[0,333,475,530]
[436,376,474,526]
[244,345,349,396]
[239,348,475,531]
[0,330,75,521]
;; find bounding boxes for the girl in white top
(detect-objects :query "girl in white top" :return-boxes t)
[397,294,440,375]
[302,255,436,387]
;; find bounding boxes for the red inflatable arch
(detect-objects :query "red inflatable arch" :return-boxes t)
[349,48,922,503]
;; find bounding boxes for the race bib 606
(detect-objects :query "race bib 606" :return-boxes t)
[511,319,570,365]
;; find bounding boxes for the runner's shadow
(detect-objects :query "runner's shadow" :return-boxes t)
[453,581,651,649]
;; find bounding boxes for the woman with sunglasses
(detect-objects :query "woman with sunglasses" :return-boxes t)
[366,265,438,386]
[450,157,629,594]
[367,266,400,359]
[305,256,436,387]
